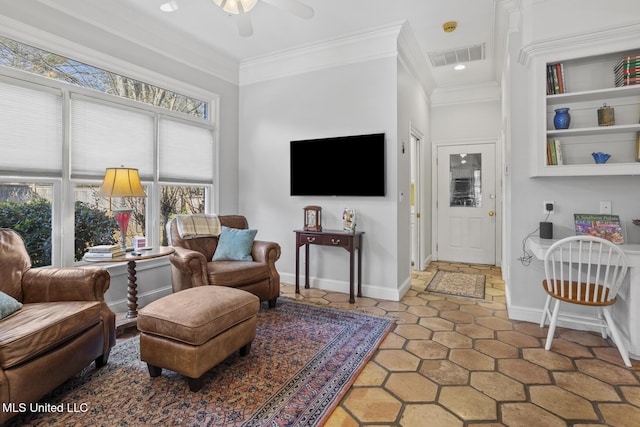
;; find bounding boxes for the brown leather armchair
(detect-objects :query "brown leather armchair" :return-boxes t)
[0,228,116,425]
[167,215,281,307]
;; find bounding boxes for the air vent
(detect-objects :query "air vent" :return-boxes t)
[428,43,485,67]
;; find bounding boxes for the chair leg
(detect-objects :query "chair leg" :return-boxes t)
[602,308,632,368]
[540,295,552,327]
[597,309,608,339]
[545,299,561,351]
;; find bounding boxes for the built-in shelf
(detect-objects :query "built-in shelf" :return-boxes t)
[531,48,640,177]
[546,84,640,104]
[546,123,640,138]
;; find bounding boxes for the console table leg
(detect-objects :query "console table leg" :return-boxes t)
[295,245,300,294]
[349,249,355,304]
[357,246,362,298]
[304,244,310,289]
[126,260,139,319]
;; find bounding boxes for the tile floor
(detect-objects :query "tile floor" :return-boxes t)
[279,261,640,427]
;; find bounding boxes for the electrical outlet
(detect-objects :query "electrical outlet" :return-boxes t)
[543,200,555,215]
[600,201,612,214]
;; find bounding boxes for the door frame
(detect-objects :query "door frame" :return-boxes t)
[431,138,502,266]
[410,124,426,270]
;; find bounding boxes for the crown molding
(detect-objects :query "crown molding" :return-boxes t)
[518,23,640,66]
[397,22,435,97]
[239,23,404,86]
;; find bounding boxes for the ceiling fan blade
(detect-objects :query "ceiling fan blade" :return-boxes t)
[261,0,314,19]
[237,9,254,37]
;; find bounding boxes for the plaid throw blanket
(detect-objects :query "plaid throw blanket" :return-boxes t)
[175,214,221,239]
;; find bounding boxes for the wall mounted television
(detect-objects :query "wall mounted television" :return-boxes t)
[290,133,385,197]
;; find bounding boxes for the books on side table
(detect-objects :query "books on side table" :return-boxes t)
[85,244,126,258]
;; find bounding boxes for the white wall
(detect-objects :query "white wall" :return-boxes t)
[238,57,406,300]
[431,99,501,142]
[506,0,640,322]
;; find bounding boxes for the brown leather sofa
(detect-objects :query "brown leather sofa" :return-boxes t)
[167,215,281,307]
[0,229,115,425]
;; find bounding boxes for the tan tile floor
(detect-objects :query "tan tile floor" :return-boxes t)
[280,261,640,427]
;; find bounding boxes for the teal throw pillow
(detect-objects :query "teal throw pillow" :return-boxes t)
[212,226,257,261]
[0,291,22,320]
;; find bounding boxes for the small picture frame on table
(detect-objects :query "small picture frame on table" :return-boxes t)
[342,208,356,233]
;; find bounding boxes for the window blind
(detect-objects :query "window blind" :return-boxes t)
[159,118,214,182]
[70,97,154,179]
[0,80,63,175]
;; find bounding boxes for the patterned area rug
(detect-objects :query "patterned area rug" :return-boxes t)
[425,270,486,299]
[6,299,393,427]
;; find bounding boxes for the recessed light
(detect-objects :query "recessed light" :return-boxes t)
[160,1,179,12]
[454,64,466,71]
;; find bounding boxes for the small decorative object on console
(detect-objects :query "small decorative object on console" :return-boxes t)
[303,205,322,231]
[342,208,356,233]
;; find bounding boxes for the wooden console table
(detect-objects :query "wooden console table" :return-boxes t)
[294,229,364,303]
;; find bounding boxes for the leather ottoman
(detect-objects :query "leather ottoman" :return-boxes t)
[137,286,260,391]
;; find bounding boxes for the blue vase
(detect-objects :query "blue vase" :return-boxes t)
[554,108,571,130]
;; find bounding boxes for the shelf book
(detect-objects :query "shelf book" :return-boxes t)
[546,63,565,95]
[546,139,563,165]
[615,55,640,87]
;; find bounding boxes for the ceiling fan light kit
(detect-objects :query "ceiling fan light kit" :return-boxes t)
[213,0,258,14]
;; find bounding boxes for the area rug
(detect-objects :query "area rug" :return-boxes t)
[6,300,394,427]
[425,270,486,299]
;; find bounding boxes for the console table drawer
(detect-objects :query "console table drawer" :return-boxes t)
[299,233,348,247]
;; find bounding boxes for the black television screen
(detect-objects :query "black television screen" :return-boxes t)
[290,133,385,196]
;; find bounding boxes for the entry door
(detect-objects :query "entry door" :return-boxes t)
[436,144,496,265]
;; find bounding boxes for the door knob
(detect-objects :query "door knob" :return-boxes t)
[488,211,495,217]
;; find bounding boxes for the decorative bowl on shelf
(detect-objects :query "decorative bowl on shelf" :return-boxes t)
[592,152,611,164]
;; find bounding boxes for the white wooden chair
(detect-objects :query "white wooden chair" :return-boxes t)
[540,235,631,367]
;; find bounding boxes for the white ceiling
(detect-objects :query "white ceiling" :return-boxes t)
[0,0,503,88]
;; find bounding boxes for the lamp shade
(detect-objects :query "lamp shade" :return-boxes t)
[97,167,146,198]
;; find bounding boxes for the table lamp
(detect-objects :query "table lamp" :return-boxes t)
[97,167,146,251]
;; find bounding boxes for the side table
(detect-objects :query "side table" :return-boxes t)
[294,229,364,303]
[84,246,174,334]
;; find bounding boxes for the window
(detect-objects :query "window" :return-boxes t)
[160,185,206,245]
[0,36,217,266]
[0,35,207,118]
[0,183,53,267]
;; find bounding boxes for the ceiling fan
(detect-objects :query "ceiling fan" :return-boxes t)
[213,0,314,37]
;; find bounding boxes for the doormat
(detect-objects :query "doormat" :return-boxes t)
[425,270,486,299]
